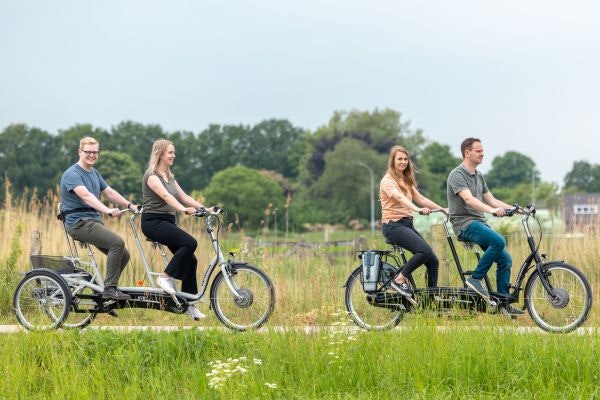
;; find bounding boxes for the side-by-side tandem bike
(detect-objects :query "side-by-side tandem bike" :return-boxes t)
[13,205,275,331]
[345,205,592,333]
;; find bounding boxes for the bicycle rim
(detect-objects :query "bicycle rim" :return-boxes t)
[63,269,97,329]
[525,263,592,333]
[345,267,403,330]
[13,270,71,331]
[210,265,275,331]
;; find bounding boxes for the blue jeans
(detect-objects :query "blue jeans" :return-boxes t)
[458,221,512,294]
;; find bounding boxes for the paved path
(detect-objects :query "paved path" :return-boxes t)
[1,325,598,334]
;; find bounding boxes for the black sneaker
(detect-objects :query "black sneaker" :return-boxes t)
[390,281,417,306]
[499,304,525,317]
[102,286,131,301]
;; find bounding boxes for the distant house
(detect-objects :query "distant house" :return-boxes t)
[562,193,600,231]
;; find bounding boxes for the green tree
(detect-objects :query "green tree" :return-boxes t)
[108,121,165,170]
[310,138,386,223]
[301,108,425,185]
[485,151,539,188]
[417,142,461,206]
[0,124,61,202]
[563,161,600,192]
[95,151,142,200]
[203,165,285,230]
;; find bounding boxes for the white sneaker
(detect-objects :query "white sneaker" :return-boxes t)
[186,305,206,320]
[157,276,176,295]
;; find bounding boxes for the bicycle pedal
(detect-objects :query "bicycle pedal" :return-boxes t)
[102,299,116,307]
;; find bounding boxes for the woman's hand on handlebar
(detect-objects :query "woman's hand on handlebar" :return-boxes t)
[418,207,431,215]
[183,206,197,215]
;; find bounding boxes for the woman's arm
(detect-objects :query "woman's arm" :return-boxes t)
[147,175,195,214]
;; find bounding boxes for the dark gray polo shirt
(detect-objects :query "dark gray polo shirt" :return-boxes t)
[446,163,489,235]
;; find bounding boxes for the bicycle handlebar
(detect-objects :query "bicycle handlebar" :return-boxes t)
[418,208,448,216]
[491,204,536,217]
[192,206,224,217]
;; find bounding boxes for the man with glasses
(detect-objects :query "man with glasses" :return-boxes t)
[59,137,137,300]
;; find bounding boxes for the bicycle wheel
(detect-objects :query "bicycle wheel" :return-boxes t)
[13,269,72,331]
[63,268,98,329]
[210,264,275,331]
[525,262,592,333]
[345,266,404,330]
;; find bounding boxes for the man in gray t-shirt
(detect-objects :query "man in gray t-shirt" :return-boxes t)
[59,137,137,301]
[446,138,523,316]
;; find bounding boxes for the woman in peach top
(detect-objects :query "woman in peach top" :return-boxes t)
[380,145,445,304]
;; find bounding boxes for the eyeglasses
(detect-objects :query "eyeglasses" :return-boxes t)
[80,150,100,156]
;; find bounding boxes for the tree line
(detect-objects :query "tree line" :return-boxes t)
[1,108,596,231]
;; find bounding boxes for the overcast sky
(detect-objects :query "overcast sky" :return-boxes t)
[2,0,599,185]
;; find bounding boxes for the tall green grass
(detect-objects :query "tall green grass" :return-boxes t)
[1,325,600,399]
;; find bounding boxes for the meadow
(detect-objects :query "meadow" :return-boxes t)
[1,193,599,398]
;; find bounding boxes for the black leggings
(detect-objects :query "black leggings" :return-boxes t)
[141,213,198,294]
[381,218,439,288]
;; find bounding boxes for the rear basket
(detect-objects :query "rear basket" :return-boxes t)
[30,255,75,274]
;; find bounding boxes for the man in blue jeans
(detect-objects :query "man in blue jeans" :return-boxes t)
[446,137,524,316]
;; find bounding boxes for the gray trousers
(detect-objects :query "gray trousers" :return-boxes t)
[67,219,130,288]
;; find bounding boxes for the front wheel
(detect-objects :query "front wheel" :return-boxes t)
[210,264,275,331]
[525,262,592,333]
[13,269,72,331]
[345,266,404,330]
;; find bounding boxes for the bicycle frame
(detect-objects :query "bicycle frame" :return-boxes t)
[127,209,244,302]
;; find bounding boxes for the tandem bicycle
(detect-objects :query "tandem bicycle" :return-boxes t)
[13,205,275,331]
[344,205,592,333]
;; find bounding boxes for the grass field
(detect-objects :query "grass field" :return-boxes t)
[2,324,600,399]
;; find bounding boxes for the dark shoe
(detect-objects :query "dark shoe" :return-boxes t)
[102,286,131,301]
[500,304,525,317]
[390,281,417,306]
[108,309,119,318]
[465,277,490,299]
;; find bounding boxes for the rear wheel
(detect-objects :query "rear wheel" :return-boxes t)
[345,266,404,330]
[62,268,98,329]
[525,262,592,333]
[13,269,71,331]
[210,264,275,331]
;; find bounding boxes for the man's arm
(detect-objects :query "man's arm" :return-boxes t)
[73,185,117,216]
[102,186,134,211]
[457,189,507,217]
[482,192,512,210]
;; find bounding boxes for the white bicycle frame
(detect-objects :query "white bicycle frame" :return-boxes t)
[57,204,243,306]
[127,209,244,302]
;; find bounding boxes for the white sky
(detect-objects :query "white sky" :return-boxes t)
[1,0,599,185]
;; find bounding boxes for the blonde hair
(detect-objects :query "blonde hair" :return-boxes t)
[79,137,98,149]
[146,138,174,178]
[386,145,416,195]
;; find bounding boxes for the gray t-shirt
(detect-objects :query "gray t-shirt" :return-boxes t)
[446,163,489,235]
[59,163,107,229]
[142,170,180,215]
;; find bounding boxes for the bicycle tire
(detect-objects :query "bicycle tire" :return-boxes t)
[210,264,275,331]
[62,267,98,329]
[13,269,72,331]
[345,266,404,330]
[524,262,592,333]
